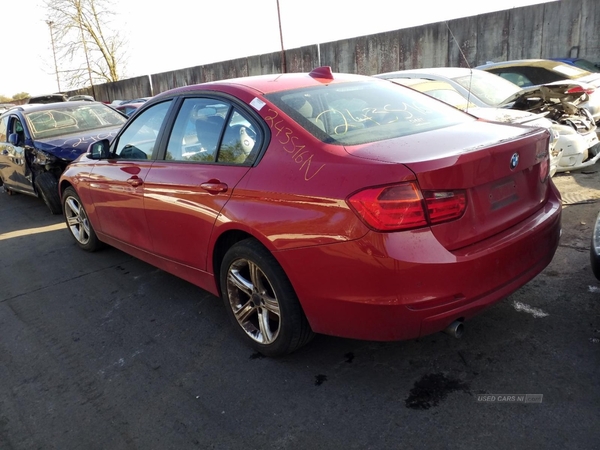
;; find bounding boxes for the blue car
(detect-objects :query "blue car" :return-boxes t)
[0,102,127,214]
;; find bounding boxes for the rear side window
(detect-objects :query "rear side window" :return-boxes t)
[165,97,262,165]
[266,80,472,145]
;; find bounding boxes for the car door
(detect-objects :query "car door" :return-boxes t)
[88,99,174,251]
[142,96,263,271]
[0,115,36,195]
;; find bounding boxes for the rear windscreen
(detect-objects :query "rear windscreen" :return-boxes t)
[265,80,473,145]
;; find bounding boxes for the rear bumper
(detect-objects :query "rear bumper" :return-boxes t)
[276,184,562,341]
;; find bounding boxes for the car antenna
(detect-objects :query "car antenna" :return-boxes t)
[445,21,474,113]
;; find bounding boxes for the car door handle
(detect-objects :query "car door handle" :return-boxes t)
[127,176,143,187]
[200,182,228,194]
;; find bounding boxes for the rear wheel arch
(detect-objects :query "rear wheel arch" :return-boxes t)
[211,230,283,296]
[212,229,255,296]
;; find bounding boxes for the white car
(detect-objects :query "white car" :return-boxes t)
[475,59,600,124]
[376,68,599,175]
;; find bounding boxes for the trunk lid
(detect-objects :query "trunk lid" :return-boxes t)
[346,121,551,250]
[498,81,590,109]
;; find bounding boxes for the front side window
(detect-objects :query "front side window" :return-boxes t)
[266,80,472,146]
[114,100,172,160]
[8,117,25,146]
[166,97,261,165]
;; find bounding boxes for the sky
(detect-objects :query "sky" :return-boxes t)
[3,0,556,97]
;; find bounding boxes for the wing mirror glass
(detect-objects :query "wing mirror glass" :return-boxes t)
[87,139,111,159]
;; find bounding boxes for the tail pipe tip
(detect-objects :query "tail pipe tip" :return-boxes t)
[444,320,464,339]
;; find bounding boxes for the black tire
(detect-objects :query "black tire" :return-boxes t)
[34,172,62,214]
[220,239,314,356]
[62,187,102,252]
[591,212,600,281]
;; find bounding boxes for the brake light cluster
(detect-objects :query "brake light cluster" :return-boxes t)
[567,85,596,95]
[348,182,467,232]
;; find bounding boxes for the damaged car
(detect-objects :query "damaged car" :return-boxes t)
[475,59,600,123]
[376,68,600,174]
[504,81,600,173]
[0,101,127,213]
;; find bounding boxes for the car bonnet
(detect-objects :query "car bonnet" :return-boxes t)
[32,126,122,161]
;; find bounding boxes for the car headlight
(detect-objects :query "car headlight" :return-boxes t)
[33,149,57,167]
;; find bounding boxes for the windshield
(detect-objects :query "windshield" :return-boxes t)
[418,87,477,111]
[25,103,127,139]
[451,70,522,107]
[265,80,472,145]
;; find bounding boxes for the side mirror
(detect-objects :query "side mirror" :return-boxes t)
[8,133,18,145]
[87,139,111,159]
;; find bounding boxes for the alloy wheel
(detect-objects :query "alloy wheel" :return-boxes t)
[64,196,92,245]
[226,258,281,344]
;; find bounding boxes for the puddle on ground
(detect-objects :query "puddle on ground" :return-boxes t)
[405,373,470,410]
[314,374,327,386]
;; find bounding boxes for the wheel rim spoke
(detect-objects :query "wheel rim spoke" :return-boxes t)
[257,308,273,342]
[81,216,90,233]
[228,269,253,297]
[66,215,79,227]
[249,262,263,292]
[261,295,280,316]
[65,197,80,216]
[233,301,257,324]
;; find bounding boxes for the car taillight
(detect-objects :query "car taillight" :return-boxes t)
[567,85,596,95]
[424,191,467,223]
[538,145,550,182]
[347,182,467,232]
[539,157,549,182]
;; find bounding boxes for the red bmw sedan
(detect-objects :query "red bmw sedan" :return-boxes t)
[59,67,561,356]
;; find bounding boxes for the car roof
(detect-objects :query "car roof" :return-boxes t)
[476,59,570,70]
[377,67,476,79]
[156,67,375,98]
[390,78,456,91]
[4,101,108,115]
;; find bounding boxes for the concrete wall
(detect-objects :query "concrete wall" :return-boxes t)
[73,0,599,102]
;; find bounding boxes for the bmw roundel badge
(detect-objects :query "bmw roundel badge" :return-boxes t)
[510,153,519,170]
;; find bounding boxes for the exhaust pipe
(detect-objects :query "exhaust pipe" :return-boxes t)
[444,320,464,338]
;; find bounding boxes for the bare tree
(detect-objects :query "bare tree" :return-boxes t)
[12,93,31,101]
[44,0,127,91]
